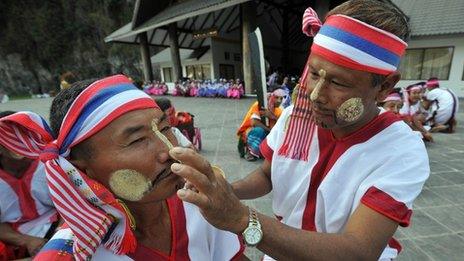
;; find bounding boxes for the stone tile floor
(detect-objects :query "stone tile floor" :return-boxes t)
[1,96,463,260]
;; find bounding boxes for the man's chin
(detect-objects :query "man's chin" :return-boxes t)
[313,119,333,129]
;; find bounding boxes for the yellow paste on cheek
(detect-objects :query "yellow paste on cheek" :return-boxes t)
[336,97,364,123]
[109,169,152,201]
[310,69,327,102]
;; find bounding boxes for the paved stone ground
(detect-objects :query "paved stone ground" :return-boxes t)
[1,96,463,260]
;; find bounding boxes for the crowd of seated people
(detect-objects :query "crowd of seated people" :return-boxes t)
[143,81,169,96]
[173,79,244,99]
[378,77,459,142]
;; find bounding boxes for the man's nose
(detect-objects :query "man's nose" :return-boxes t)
[156,150,170,163]
[312,82,329,104]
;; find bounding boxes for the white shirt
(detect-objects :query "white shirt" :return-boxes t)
[0,161,57,237]
[426,88,459,124]
[172,127,192,148]
[261,106,429,260]
[36,197,243,261]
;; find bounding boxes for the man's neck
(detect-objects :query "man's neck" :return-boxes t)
[331,107,380,139]
[126,199,169,232]
[126,199,172,254]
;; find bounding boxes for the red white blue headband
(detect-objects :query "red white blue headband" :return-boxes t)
[0,111,53,158]
[303,8,407,75]
[40,75,159,260]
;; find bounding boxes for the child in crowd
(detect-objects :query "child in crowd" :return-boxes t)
[154,97,194,149]
[422,77,459,133]
[379,91,433,142]
[0,111,60,260]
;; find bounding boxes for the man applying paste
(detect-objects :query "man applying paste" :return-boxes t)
[169,1,429,260]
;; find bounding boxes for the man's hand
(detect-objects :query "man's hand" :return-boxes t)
[169,147,249,234]
[259,109,276,120]
[23,235,47,256]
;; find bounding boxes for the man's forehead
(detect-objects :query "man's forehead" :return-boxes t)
[97,109,162,137]
[308,54,372,84]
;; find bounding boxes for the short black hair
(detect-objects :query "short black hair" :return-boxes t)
[154,97,172,112]
[49,79,96,159]
[50,79,95,137]
[0,111,16,118]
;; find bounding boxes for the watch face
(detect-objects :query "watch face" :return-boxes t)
[244,226,263,245]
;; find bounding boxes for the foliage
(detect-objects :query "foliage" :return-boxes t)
[0,0,143,94]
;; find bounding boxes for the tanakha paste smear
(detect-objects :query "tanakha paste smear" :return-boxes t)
[109,169,151,201]
[336,97,364,123]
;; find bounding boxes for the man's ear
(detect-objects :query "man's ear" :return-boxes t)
[376,72,401,102]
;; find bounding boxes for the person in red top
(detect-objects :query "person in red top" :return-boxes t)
[0,111,59,260]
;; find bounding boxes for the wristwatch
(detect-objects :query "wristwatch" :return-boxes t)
[242,208,263,247]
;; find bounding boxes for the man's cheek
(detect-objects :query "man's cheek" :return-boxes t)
[336,97,364,123]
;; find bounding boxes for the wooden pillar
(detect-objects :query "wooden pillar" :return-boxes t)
[167,23,183,81]
[281,10,289,74]
[241,2,257,94]
[139,32,154,82]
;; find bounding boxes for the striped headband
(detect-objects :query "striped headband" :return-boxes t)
[406,84,422,92]
[0,111,53,159]
[278,7,407,160]
[40,75,159,260]
[426,78,439,87]
[382,92,402,103]
[311,14,407,75]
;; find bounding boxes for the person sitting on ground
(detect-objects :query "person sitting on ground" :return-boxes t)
[34,75,244,260]
[379,91,433,142]
[422,77,459,133]
[400,82,425,116]
[0,111,60,260]
[237,88,285,161]
[154,97,194,150]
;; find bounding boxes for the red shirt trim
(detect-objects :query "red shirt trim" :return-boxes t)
[361,186,412,227]
[0,160,40,222]
[259,138,274,163]
[302,112,401,231]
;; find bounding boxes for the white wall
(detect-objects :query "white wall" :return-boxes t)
[210,38,243,80]
[398,34,464,97]
[158,38,214,82]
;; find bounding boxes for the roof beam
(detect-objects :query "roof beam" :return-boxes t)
[148,29,156,43]
[175,18,192,45]
[259,0,303,15]
[267,8,282,34]
[180,16,198,46]
[196,8,227,48]
[217,6,238,34]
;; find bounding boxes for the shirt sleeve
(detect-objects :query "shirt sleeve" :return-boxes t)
[171,127,192,147]
[354,129,430,227]
[209,227,245,261]
[426,89,439,101]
